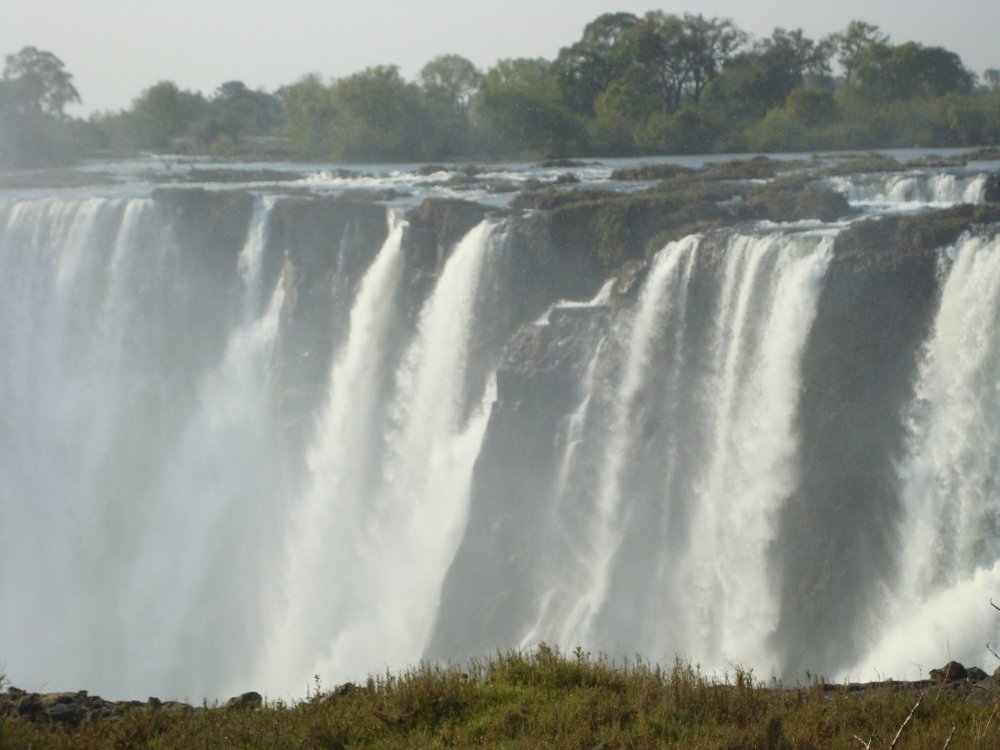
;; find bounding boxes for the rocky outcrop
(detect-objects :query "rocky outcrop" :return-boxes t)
[0,686,270,727]
[226,691,264,711]
[516,171,851,271]
[0,687,195,727]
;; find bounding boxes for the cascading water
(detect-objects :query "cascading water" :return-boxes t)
[509,230,832,674]
[267,212,409,688]
[259,218,504,695]
[847,230,1000,680]
[3,155,1000,700]
[0,194,290,697]
[830,171,989,208]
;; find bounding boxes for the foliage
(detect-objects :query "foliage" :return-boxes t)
[327,66,431,161]
[471,58,587,157]
[3,47,80,116]
[125,81,207,149]
[0,47,83,168]
[824,20,889,84]
[280,74,336,158]
[554,12,640,115]
[420,54,482,112]
[6,12,1000,167]
[853,41,974,103]
[3,648,999,749]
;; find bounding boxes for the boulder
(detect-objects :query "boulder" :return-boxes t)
[966,666,989,681]
[225,691,263,711]
[929,661,967,681]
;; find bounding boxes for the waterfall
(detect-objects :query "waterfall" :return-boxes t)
[261,219,503,694]
[830,172,989,207]
[0,195,283,698]
[847,231,1000,681]
[514,230,832,674]
[5,171,1000,699]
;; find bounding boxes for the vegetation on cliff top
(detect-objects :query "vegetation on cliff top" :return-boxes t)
[3,648,999,749]
[2,12,1000,168]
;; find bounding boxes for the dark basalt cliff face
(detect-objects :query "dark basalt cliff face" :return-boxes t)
[266,197,389,443]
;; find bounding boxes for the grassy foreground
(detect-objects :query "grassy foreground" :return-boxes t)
[2,647,998,749]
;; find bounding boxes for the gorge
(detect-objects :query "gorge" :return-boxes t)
[1,152,999,700]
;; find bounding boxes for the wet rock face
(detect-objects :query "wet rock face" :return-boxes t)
[427,306,611,658]
[984,174,1000,203]
[268,197,389,447]
[403,199,498,277]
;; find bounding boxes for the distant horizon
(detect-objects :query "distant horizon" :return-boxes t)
[2,1,998,116]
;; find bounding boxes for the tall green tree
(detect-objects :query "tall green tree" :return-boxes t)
[680,13,745,105]
[328,66,430,161]
[825,21,889,84]
[622,12,692,114]
[420,55,482,112]
[419,55,481,158]
[854,42,974,102]
[1,47,82,167]
[553,12,639,115]
[473,58,586,156]
[212,81,284,134]
[125,81,207,149]
[3,46,80,116]
[708,28,830,119]
[280,74,335,158]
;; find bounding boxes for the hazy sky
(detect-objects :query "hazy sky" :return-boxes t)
[2,0,998,115]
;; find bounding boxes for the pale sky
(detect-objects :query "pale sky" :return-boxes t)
[2,0,997,116]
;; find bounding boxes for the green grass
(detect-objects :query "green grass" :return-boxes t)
[2,647,998,749]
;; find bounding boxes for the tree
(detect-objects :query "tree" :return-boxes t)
[473,58,586,156]
[553,12,639,114]
[420,55,482,112]
[327,66,430,160]
[708,28,829,119]
[609,12,745,115]
[2,46,80,116]
[784,87,837,126]
[126,81,207,149]
[826,21,889,84]
[854,42,974,102]
[280,74,335,158]
[212,80,284,135]
[623,11,693,114]
[680,13,745,105]
[985,69,1000,89]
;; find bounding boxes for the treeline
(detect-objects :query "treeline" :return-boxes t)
[3,13,1000,168]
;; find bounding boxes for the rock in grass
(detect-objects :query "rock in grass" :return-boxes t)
[930,661,967,681]
[966,666,989,681]
[226,691,263,711]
